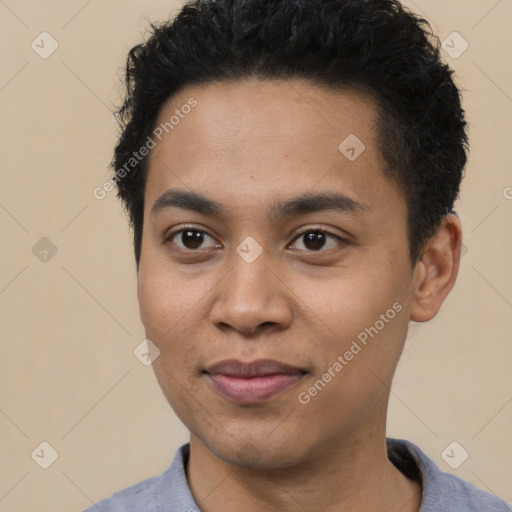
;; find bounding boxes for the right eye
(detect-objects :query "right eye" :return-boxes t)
[165,227,221,251]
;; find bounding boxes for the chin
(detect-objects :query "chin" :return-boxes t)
[196,427,314,470]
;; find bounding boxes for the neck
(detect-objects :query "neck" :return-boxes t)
[186,425,422,512]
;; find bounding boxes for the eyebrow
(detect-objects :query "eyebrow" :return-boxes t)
[150,188,371,221]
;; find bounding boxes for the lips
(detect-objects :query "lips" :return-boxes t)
[205,359,307,404]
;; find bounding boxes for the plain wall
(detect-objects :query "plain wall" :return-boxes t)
[1,1,511,510]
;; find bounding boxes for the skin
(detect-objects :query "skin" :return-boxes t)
[137,78,462,512]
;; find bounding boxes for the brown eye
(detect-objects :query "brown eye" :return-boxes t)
[168,228,219,250]
[291,230,344,251]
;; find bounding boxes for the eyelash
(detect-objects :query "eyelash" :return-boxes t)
[164,224,347,252]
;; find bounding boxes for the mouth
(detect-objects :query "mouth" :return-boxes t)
[204,359,308,404]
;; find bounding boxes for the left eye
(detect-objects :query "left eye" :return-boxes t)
[168,229,219,250]
[289,230,344,251]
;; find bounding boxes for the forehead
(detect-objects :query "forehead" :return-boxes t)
[145,78,404,220]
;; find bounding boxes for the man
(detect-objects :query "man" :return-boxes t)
[85,0,510,510]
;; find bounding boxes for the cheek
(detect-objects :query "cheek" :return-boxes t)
[137,266,212,377]
[138,263,197,336]
[299,259,410,376]
[296,258,404,330]
[138,270,202,405]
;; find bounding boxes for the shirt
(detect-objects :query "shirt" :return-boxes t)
[83,438,511,511]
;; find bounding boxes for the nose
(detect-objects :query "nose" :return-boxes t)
[209,252,293,336]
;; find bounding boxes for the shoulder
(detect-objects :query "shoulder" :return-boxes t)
[387,438,511,512]
[82,443,197,512]
[82,473,161,512]
[432,470,511,511]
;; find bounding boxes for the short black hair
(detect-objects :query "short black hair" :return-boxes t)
[113,0,468,267]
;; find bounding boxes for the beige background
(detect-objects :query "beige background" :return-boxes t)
[0,1,511,510]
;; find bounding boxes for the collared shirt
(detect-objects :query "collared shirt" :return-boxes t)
[83,438,510,511]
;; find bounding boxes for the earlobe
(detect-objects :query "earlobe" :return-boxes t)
[410,214,463,322]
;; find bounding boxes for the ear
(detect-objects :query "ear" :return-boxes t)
[410,214,463,322]
[136,265,146,326]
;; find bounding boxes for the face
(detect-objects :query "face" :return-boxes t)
[138,78,417,469]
